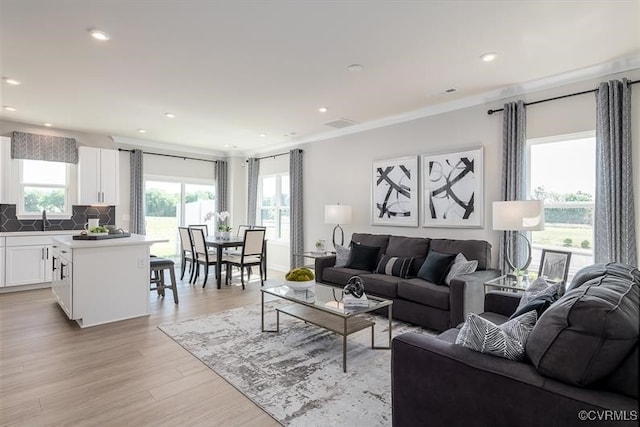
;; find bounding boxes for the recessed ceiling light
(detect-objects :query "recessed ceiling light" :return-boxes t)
[233,145,238,148]
[347,64,364,72]
[137,129,147,134]
[44,123,53,127]
[3,77,21,85]
[445,88,457,93]
[89,29,110,41]
[259,133,266,137]
[165,112,175,118]
[318,107,328,113]
[4,106,17,112]
[223,144,230,147]
[480,52,497,62]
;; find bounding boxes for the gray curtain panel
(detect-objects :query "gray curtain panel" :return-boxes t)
[246,158,260,226]
[129,149,145,234]
[500,100,527,273]
[215,160,228,213]
[594,79,637,264]
[290,149,304,268]
[11,131,78,163]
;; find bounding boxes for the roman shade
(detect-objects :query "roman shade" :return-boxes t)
[11,131,78,164]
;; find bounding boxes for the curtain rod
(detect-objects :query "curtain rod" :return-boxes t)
[248,149,302,162]
[487,79,639,115]
[117,148,217,163]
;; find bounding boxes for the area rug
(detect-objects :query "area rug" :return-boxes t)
[158,301,432,426]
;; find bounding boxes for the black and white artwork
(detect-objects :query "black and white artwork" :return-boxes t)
[372,156,419,227]
[422,147,483,228]
[539,249,572,284]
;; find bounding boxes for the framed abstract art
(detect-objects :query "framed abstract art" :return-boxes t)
[422,147,484,228]
[371,156,419,227]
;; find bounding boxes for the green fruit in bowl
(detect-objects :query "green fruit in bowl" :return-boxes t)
[285,267,315,281]
[90,225,109,233]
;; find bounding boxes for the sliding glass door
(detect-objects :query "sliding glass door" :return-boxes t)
[145,178,215,262]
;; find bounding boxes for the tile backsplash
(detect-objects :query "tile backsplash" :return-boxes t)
[0,204,116,232]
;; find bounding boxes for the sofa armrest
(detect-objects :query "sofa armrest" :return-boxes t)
[484,290,522,317]
[314,255,336,283]
[449,269,501,327]
[392,332,637,427]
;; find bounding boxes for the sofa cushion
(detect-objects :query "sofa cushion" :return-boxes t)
[526,263,640,386]
[444,253,478,285]
[416,251,456,285]
[397,278,450,310]
[360,273,400,298]
[344,244,380,271]
[456,311,538,361]
[430,239,491,270]
[351,233,390,256]
[385,236,430,258]
[375,255,414,279]
[322,267,370,286]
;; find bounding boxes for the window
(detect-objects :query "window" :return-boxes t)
[19,159,71,217]
[258,174,290,240]
[144,178,215,261]
[527,132,595,279]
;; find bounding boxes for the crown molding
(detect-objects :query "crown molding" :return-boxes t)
[112,135,226,159]
[243,55,640,156]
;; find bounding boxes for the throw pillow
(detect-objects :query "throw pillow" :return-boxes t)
[344,244,380,271]
[416,251,457,285]
[444,253,479,285]
[509,292,559,320]
[375,255,414,279]
[334,244,351,268]
[514,277,564,314]
[456,311,538,361]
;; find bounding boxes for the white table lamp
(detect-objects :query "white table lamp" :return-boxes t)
[324,204,352,248]
[493,200,544,272]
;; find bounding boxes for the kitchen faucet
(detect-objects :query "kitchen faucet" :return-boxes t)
[42,210,49,231]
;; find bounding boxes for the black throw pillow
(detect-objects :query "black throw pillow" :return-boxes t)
[417,251,457,285]
[344,244,380,271]
[509,292,559,320]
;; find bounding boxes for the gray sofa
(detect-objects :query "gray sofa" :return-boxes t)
[392,263,639,427]
[314,233,500,331]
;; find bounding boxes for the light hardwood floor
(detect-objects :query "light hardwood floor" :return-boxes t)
[0,269,285,427]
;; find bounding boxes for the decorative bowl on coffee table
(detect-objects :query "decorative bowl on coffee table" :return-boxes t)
[285,279,315,291]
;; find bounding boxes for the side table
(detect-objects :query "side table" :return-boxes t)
[293,251,334,269]
[484,274,529,293]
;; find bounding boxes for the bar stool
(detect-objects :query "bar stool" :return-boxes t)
[150,257,179,303]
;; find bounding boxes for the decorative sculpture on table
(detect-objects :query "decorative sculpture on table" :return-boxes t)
[343,276,368,308]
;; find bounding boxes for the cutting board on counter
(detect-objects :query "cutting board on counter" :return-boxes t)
[73,233,132,240]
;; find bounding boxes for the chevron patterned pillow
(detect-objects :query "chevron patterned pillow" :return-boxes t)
[455,311,538,361]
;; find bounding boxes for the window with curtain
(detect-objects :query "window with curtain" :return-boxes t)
[18,159,72,217]
[258,173,290,240]
[527,132,595,279]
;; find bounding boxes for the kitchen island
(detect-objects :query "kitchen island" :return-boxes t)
[51,234,165,328]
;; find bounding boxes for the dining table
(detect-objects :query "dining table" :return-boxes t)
[204,235,267,289]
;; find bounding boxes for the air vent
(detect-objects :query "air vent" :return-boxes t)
[324,118,359,129]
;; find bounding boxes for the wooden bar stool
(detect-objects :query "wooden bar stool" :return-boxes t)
[150,257,178,303]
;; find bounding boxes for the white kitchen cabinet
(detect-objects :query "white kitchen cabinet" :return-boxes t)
[0,237,5,287]
[78,146,119,205]
[51,245,72,318]
[4,236,57,287]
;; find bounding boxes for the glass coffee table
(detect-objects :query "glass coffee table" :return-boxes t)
[261,282,393,372]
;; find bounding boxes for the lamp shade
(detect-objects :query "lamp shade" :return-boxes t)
[324,204,352,225]
[492,200,545,231]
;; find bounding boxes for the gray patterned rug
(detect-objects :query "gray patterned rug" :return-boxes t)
[158,301,431,426]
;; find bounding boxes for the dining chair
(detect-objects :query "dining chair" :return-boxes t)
[178,226,196,282]
[189,224,209,236]
[236,225,251,238]
[223,228,265,289]
[190,227,219,288]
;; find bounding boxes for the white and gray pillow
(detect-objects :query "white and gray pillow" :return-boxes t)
[456,311,538,361]
[334,244,351,268]
[516,277,565,313]
[444,253,478,285]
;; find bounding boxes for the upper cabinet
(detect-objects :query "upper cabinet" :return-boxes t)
[78,147,119,205]
[0,136,12,204]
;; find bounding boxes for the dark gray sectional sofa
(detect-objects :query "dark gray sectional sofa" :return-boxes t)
[391,263,639,427]
[314,233,500,331]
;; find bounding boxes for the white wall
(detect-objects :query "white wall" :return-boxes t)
[299,69,640,268]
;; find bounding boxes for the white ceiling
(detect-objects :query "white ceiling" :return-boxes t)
[1,1,639,155]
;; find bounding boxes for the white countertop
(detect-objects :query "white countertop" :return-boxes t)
[0,230,79,237]
[53,234,167,248]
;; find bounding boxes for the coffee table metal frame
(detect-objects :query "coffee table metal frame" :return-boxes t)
[261,283,393,372]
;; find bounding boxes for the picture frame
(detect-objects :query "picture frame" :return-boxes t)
[538,249,572,284]
[421,146,483,228]
[371,156,419,227]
